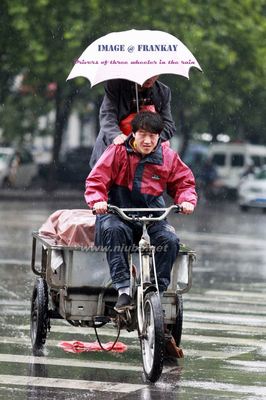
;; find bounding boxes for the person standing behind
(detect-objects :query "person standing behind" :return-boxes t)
[89,77,176,167]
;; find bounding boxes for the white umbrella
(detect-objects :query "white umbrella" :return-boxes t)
[67,29,202,87]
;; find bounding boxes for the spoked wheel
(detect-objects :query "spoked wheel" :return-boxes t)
[167,294,183,346]
[139,291,164,382]
[30,278,49,355]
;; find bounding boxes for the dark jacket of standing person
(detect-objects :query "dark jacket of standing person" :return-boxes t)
[89,79,176,167]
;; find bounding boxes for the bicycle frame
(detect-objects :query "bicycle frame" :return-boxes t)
[107,205,181,331]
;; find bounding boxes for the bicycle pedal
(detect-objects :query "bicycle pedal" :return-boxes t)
[143,281,152,289]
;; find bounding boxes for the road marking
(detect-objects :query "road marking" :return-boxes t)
[183,334,266,348]
[0,343,252,361]
[0,374,146,393]
[185,311,266,326]
[0,335,266,358]
[185,302,266,315]
[0,285,20,299]
[6,324,139,339]
[0,335,138,348]
[184,321,266,335]
[0,300,29,305]
[6,312,266,339]
[179,230,266,248]
[0,353,142,372]
[0,242,29,249]
[187,292,266,305]
[226,359,266,370]
[180,380,266,396]
[0,259,30,265]
[203,289,266,299]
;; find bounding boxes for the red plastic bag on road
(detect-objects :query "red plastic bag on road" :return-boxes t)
[58,340,127,353]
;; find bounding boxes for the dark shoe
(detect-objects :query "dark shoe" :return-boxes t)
[114,293,133,313]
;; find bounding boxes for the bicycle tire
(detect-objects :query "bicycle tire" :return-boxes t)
[140,291,164,382]
[30,278,49,355]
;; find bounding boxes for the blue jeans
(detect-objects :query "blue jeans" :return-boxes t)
[95,214,179,291]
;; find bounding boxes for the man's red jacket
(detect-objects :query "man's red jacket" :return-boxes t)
[85,138,197,209]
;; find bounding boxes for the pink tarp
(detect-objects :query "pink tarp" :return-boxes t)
[39,209,96,247]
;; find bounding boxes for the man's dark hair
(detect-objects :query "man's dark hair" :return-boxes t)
[131,111,163,134]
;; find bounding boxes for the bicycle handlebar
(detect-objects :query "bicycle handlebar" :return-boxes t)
[106,204,182,222]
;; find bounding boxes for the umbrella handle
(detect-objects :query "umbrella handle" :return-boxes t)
[135,82,139,113]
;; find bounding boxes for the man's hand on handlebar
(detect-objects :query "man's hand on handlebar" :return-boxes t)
[92,202,194,216]
[180,202,194,215]
[93,201,108,214]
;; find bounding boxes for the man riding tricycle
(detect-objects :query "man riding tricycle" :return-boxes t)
[30,111,197,382]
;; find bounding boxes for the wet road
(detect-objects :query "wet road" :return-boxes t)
[0,197,265,399]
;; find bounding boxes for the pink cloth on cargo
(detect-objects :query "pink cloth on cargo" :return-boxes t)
[39,209,96,247]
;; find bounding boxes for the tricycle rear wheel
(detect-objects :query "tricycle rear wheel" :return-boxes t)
[30,278,49,355]
[167,294,183,346]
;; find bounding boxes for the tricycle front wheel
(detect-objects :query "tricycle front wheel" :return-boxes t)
[139,292,164,382]
[30,278,49,355]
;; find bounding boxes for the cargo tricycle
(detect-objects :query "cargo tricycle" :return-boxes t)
[30,204,195,382]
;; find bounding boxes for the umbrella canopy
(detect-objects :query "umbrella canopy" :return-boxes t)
[67,29,202,87]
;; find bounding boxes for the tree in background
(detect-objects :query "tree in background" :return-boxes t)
[0,0,266,187]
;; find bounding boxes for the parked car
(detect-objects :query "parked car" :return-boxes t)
[0,147,38,188]
[238,166,266,212]
[209,143,266,192]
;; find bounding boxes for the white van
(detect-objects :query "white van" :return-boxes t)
[208,143,266,190]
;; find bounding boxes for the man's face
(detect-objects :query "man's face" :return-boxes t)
[141,75,159,88]
[133,129,159,155]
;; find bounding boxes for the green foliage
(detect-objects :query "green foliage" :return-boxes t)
[0,93,51,144]
[1,0,266,147]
